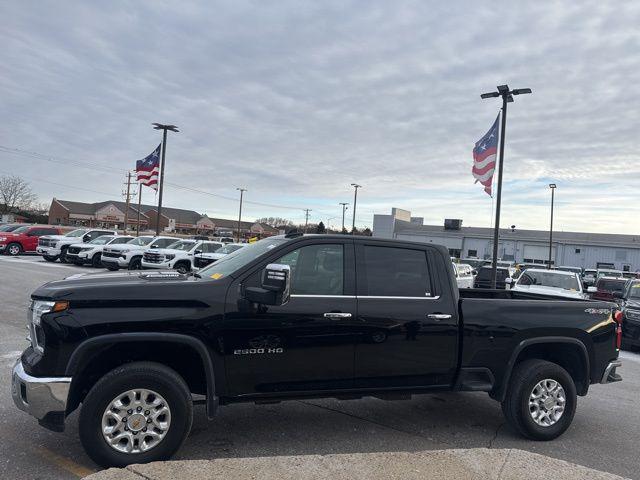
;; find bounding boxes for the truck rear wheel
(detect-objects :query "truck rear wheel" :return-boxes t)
[174,261,191,274]
[128,257,142,270]
[501,359,576,440]
[79,362,193,468]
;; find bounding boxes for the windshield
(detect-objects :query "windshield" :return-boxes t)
[199,237,289,279]
[126,236,154,246]
[627,282,640,299]
[597,279,626,292]
[88,235,114,245]
[517,271,580,291]
[216,244,244,254]
[65,229,87,237]
[166,240,197,251]
[11,226,30,234]
[598,270,623,278]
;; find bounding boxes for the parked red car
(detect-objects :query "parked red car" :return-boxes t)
[0,225,66,256]
[589,277,628,303]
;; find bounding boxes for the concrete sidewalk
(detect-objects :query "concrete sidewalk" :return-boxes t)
[85,448,629,480]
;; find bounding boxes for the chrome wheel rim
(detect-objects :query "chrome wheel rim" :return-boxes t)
[101,388,171,454]
[9,245,20,255]
[528,379,566,427]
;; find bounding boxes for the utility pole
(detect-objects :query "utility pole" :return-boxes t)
[339,202,349,233]
[122,171,134,233]
[236,188,247,242]
[304,209,312,233]
[136,183,143,237]
[350,184,361,234]
[548,183,557,269]
[152,123,179,235]
[480,85,532,288]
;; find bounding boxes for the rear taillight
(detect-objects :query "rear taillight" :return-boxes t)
[614,310,623,350]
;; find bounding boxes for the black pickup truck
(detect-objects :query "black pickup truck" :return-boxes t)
[12,234,623,467]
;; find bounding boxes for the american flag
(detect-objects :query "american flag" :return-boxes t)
[472,115,499,196]
[136,144,161,190]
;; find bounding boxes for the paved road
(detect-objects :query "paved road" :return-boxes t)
[1,255,638,479]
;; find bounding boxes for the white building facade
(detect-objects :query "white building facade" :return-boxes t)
[373,208,640,272]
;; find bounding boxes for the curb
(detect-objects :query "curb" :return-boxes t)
[84,448,629,479]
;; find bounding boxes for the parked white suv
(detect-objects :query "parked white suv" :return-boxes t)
[192,243,246,269]
[141,240,223,273]
[101,236,179,270]
[511,268,586,299]
[37,228,116,263]
[66,235,135,267]
[452,262,475,289]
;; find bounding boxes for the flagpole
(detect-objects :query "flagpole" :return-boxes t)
[480,84,532,289]
[490,100,507,288]
[136,183,142,237]
[152,123,179,236]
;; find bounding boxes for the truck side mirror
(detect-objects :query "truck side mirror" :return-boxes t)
[244,264,291,306]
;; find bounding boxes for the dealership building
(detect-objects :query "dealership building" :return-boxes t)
[373,208,640,272]
[48,198,279,238]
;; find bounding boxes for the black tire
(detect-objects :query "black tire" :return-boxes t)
[174,262,191,274]
[6,242,22,256]
[79,362,193,468]
[128,257,142,270]
[43,255,59,262]
[59,247,69,263]
[501,359,576,441]
[91,253,102,268]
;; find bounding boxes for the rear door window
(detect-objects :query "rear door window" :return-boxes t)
[361,246,432,297]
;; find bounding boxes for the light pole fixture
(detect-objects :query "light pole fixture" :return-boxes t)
[350,184,361,234]
[152,123,179,235]
[548,183,557,269]
[236,187,247,242]
[480,85,532,287]
[339,202,349,233]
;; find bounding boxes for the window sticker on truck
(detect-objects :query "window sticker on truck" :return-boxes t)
[210,273,224,279]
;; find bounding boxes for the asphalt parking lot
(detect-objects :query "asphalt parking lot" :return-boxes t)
[1,255,639,479]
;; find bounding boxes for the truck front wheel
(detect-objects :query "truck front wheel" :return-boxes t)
[501,359,576,441]
[79,362,193,468]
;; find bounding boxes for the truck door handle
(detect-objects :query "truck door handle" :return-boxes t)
[323,312,352,319]
[426,314,452,320]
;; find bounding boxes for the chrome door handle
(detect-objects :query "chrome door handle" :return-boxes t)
[427,314,452,320]
[323,312,352,319]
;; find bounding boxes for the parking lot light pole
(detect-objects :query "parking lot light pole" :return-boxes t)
[339,202,349,233]
[548,183,557,269]
[236,188,247,242]
[152,123,179,236]
[350,184,361,234]
[480,85,532,288]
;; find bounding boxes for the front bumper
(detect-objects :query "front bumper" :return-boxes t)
[600,360,622,384]
[141,260,174,269]
[37,247,61,256]
[101,256,129,267]
[12,360,71,428]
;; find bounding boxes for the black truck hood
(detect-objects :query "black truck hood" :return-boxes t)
[32,270,228,303]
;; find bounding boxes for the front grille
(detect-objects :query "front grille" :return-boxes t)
[39,238,55,247]
[143,252,164,263]
[194,257,215,268]
[102,251,122,259]
[67,246,82,254]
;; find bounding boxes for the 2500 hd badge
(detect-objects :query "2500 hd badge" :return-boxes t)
[12,233,622,467]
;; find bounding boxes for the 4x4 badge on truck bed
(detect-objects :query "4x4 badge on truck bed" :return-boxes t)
[584,308,611,315]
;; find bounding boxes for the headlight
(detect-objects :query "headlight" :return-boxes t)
[29,300,69,354]
[80,247,93,252]
[120,249,130,254]
[165,254,175,260]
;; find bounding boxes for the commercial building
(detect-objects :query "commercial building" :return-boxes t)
[373,208,640,272]
[48,198,279,238]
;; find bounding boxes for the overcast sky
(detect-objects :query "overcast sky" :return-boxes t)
[1,1,639,232]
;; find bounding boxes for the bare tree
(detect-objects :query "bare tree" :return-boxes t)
[0,175,38,214]
[255,216,294,228]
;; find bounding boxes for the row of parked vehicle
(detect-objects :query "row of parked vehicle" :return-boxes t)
[0,223,245,273]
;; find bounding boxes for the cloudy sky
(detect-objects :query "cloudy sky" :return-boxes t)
[1,1,639,233]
